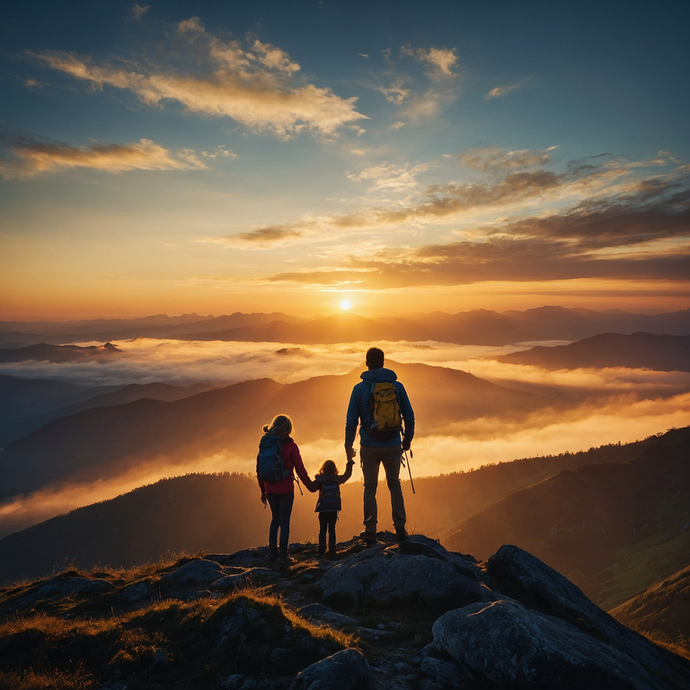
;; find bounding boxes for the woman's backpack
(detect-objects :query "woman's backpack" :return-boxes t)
[257,434,289,484]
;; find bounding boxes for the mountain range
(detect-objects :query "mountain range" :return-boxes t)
[0,361,554,503]
[0,341,123,363]
[0,434,660,590]
[0,377,219,445]
[0,428,687,653]
[2,306,689,347]
[496,332,690,371]
[443,426,690,609]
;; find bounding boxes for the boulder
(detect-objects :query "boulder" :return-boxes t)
[298,604,358,627]
[318,542,485,608]
[36,576,116,598]
[290,649,374,690]
[420,656,470,688]
[432,599,669,690]
[158,558,226,587]
[400,535,484,581]
[487,545,690,687]
[119,580,153,605]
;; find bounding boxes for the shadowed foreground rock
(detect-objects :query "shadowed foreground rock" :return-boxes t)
[317,535,487,608]
[290,649,374,689]
[1,532,688,689]
[432,599,664,689]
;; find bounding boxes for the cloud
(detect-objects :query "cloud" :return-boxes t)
[1,339,687,536]
[485,77,530,100]
[208,147,690,275]
[460,146,555,172]
[1,137,206,177]
[211,224,307,247]
[0,338,373,388]
[347,162,428,191]
[131,4,149,20]
[1,336,688,537]
[265,181,690,287]
[376,79,411,105]
[414,392,690,476]
[32,23,367,139]
[402,46,459,80]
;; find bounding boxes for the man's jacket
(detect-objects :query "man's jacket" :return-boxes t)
[345,366,415,448]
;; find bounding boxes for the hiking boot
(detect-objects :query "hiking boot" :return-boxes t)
[359,530,377,543]
[268,548,278,562]
[395,527,408,541]
[327,548,337,559]
[278,554,292,565]
[317,547,326,557]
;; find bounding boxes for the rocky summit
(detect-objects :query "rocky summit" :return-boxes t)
[1,532,688,689]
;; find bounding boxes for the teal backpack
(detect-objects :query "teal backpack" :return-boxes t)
[257,434,289,484]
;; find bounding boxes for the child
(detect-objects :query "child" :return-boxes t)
[314,456,355,557]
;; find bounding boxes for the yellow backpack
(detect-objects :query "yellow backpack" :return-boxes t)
[367,382,402,440]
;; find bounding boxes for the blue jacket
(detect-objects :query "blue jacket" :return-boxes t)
[345,367,415,448]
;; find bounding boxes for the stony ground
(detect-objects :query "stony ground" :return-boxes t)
[2,530,689,690]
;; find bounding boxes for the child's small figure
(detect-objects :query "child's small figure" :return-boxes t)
[314,456,355,557]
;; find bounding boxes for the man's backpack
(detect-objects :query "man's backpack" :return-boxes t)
[367,381,402,440]
[257,434,289,484]
[316,480,341,512]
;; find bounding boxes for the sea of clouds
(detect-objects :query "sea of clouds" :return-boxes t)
[1,337,688,538]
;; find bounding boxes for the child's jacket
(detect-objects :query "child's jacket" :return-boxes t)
[314,460,354,512]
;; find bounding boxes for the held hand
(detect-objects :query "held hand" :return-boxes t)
[346,446,356,460]
[402,438,411,452]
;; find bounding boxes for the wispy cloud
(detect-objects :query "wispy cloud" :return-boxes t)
[1,137,206,177]
[460,146,556,172]
[209,224,306,247]
[131,4,149,20]
[376,79,411,105]
[31,20,366,139]
[485,77,530,100]
[347,162,428,191]
[402,46,459,80]
[206,148,690,290]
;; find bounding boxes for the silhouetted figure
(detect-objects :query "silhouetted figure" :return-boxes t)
[257,414,315,563]
[314,457,355,556]
[345,347,415,542]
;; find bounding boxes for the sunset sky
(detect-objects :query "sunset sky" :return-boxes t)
[1,0,689,319]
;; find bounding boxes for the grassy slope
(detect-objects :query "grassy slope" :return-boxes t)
[0,555,354,690]
[443,427,690,607]
[610,564,690,646]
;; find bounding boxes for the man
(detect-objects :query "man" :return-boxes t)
[345,347,414,542]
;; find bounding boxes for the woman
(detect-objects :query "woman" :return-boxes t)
[256,414,315,563]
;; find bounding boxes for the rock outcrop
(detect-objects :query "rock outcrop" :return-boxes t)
[1,532,688,690]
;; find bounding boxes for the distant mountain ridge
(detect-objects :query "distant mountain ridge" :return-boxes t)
[2,306,689,346]
[496,333,690,371]
[0,380,219,446]
[0,342,122,363]
[0,312,303,346]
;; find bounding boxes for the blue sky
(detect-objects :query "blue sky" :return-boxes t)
[1,0,689,318]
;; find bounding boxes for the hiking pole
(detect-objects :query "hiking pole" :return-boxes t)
[402,449,416,494]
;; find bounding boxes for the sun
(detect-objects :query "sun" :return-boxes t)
[340,300,352,310]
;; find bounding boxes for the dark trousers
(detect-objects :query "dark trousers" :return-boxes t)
[318,511,338,553]
[267,492,294,556]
